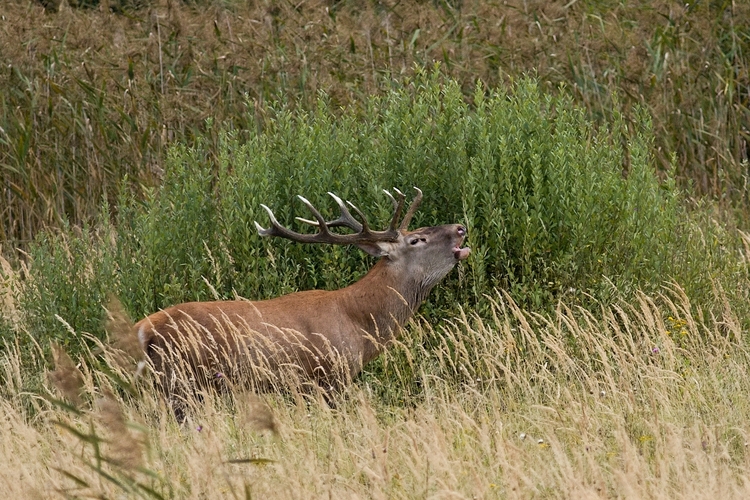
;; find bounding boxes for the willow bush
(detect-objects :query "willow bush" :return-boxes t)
[5,70,740,360]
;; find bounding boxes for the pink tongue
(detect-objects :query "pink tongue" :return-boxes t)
[454,247,471,260]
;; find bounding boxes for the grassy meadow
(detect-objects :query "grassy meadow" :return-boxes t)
[3,283,750,498]
[1,0,750,498]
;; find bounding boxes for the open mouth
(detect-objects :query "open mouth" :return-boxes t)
[453,246,471,260]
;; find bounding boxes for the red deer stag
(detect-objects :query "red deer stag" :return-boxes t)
[135,188,470,409]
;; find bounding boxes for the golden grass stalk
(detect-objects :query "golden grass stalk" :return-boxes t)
[103,295,143,373]
[96,387,145,470]
[0,250,20,329]
[47,342,84,407]
[234,393,279,436]
[2,285,750,498]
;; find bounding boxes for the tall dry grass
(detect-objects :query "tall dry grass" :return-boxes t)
[0,251,20,329]
[2,284,750,499]
[2,0,748,244]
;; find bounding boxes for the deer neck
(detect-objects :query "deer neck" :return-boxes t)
[340,259,431,346]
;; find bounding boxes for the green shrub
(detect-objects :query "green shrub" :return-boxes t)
[14,213,117,358]
[119,70,729,315]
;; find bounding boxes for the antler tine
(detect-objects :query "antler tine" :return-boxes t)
[294,192,363,232]
[387,188,407,231]
[326,192,364,232]
[382,189,398,210]
[345,201,372,234]
[296,196,331,235]
[254,205,276,237]
[255,201,331,243]
[255,204,316,241]
[398,187,423,231]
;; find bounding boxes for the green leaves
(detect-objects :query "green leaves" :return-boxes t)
[114,70,720,316]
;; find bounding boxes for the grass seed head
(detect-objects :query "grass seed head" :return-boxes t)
[47,342,85,407]
[97,388,145,470]
[104,295,143,371]
[237,393,279,435]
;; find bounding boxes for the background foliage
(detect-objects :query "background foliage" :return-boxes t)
[1,0,748,245]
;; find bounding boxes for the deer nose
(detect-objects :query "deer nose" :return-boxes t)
[457,225,466,237]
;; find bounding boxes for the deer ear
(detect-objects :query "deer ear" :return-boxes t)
[355,242,391,257]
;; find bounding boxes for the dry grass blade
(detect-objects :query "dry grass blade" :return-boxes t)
[104,295,143,372]
[235,393,279,436]
[0,250,20,328]
[47,342,85,407]
[96,387,145,470]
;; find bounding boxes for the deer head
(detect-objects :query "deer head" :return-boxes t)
[254,187,470,298]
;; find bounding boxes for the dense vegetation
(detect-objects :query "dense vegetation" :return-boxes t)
[1,2,750,498]
[1,0,748,244]
[2,71,742,360]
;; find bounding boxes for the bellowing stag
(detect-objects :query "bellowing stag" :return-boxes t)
[135,188,470,410]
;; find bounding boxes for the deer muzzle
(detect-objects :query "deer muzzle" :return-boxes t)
[453,225,471,260]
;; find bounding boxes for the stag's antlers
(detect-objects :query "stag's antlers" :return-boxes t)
[254,187,423,245]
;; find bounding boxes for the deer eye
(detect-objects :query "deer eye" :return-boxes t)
[409,238,419,245]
